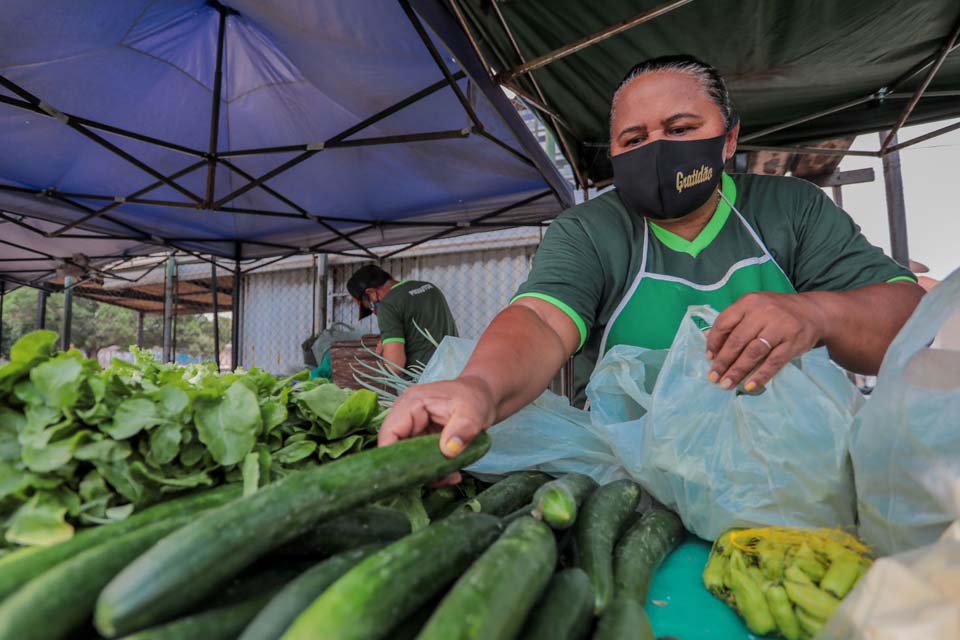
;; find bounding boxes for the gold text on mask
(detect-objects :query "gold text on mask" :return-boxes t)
[676,165,713,193]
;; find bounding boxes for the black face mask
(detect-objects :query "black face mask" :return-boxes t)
[611,134,726,220]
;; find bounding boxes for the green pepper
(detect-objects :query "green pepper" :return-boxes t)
[765,585,802,640]
[729,567,776,635]
[784,580,840,621]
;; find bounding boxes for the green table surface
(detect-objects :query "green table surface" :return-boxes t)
[646,534,760,640]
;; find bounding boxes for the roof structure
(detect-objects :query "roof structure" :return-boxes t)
[0,0,573,289]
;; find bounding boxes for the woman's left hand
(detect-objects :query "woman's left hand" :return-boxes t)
[705,292,827,391]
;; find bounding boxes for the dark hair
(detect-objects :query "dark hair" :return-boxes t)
[346,264,392,301]
[611,54,737,132]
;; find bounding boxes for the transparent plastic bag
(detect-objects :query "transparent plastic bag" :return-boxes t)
[851,267,960,556]
[419,337,625,483]
[594,306,860,540]
[819,517,960,640]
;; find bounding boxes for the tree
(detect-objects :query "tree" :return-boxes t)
[0,287,231,361]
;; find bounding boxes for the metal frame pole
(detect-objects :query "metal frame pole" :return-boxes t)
[879,131,910,266]
[0,283,5,357]
[211,261,221,371]
[136,312,144,349]
[162,256,175,363]
[205,5,228,207]
[230,260,241,370]
[36,289,48,329]
[495,0,695,83]
[61,276,73,351]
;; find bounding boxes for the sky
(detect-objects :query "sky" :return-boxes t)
[829,119,959,280]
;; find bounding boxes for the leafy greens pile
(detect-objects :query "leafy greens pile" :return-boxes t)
[0,330,383,548]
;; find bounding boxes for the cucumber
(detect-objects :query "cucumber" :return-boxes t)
[532,474,598,529]
[95,433,491,637]
[521,568,595,640]
[574,479,643,614]
[591,594,654,640]
[283,514,501,640]
[416,517,557,640]
[613,510,685,604]
[456,471,552,517]
[239,546,381,640]
[0,484,240,602]
[502,502,535,525]
[422,487,461,518]
[0,517,191,640]
[119,592,276,640]
[277,506,410,557]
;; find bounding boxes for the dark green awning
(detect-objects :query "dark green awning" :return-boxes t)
[450,0,960,184]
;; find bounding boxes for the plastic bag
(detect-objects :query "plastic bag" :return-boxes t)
[850,267,960,556]
[819,517,960,640]
[593,306,861,540]
[419,337,625,483]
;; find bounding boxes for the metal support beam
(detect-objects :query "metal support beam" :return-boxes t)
[831,185,844,209]
[162,257,176,363]
[205,5,229,207]
[136,312,144,349]
[880,17,960,154]
[740,95,879,143]
[211,262,221,371]
[230,261,241,370]
[496,0,694,83]
[879,131,910,266]
[61,276,73,351]
[36,289,48,329]
[737,144,879,158]
[885,119,960,154]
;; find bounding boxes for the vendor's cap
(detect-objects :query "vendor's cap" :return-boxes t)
[347,264,392,319]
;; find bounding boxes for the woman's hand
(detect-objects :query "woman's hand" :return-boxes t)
[705,292,827,391]
[378,376,498,483]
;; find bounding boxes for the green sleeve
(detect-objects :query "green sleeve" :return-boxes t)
[376,298,405,343]
[513,216,603,349]
[788,182,915,292]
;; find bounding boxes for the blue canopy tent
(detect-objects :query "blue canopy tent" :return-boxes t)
[0,0,572,282]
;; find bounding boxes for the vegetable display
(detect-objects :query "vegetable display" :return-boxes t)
[0,330,384,550]
[703,527,873,639]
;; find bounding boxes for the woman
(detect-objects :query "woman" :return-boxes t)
[380,55,924,466]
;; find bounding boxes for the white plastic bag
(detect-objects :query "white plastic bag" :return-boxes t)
[819,518,960,640]
[851,267,960,556]
[593,306,861,540]
[419,337,625,483]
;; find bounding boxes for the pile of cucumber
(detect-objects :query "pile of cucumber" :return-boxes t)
[0,434,686,640]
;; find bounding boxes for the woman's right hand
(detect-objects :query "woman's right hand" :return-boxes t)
[378,375,498,465]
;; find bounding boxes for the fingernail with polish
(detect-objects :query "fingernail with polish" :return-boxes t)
[720,378,733,390]
[708,371,719,384]
[444,436,464,455]
[706,351,714,360]
[744,380,757,392]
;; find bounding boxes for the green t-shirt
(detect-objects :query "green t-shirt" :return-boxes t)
[377,280,459,368]
[515,172,915,397]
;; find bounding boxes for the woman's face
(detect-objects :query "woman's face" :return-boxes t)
[610,70,737,159]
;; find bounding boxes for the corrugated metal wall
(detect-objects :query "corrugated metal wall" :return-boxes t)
[241,266,318,373]
[240,243,537,373]
[327,244,538,340]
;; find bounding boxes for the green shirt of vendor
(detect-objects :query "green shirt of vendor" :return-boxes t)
[347,264,458,370]
[515,170,914,398]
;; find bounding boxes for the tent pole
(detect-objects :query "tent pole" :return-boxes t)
[61,276,73,351]
[36,289,48,329]
[880,18,960,154]
[162,257,175,363]
[137,312,144,349]
[885,119,960,154]
[231,260,241,370]
[738,144,879,157]
[879,131,911,266]
[482,0,587,188]
[211,261,221,371]
[205,5,228,208]
[0,283,5,356]
[740,95,877,143]
[831,185,844,209]
[496,0,694,83]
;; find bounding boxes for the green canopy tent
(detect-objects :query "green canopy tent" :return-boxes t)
[448,0,960,185]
